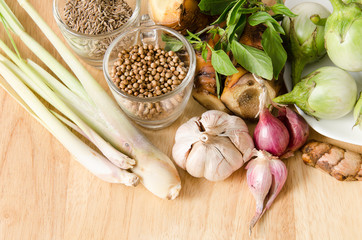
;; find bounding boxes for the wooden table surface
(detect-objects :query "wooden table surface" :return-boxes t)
[0,1,361,239]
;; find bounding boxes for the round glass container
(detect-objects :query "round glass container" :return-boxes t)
[103,24,196,129]
[53,0,141,68]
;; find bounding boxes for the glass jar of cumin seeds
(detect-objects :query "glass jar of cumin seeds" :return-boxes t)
[53,0,140,68]
[103,24,196,129]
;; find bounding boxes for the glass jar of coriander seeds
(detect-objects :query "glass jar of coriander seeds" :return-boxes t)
[103,23,196,129]
[53,0,141,68]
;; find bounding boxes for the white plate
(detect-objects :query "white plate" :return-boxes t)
[283,0,362,146]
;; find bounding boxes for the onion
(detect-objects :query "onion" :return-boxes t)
[253,107,290,157]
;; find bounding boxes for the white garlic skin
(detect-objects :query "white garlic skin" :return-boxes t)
[172,110,254,181]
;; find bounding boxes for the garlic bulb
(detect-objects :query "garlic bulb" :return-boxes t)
[172,110,254,181]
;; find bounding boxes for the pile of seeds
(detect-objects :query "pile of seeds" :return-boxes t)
[64,0,132,35]
[110,44,188,98]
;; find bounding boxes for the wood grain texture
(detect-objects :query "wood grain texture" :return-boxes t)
[0,1,361,240]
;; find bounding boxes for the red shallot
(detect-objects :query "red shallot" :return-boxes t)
[278,107,309,158]
[253,107,290,156]
[246,150,288,235]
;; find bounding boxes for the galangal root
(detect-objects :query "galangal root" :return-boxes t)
[302,141,362,181]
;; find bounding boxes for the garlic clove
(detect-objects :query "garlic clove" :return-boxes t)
[172,117,201,169]
[199,110,228,134]
[185,141,208,178]
[200,110,255,162]
[203,136,244,181]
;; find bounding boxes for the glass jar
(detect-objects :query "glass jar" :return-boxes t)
[103,22,196,129]
[53,0,141,68]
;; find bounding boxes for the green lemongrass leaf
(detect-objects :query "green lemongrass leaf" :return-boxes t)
[271,4,297,17]
[0,14,21,59]
[161,34,183,52]
[211,49,238,76]
[0,0,24,33]
[211,1,236,25]
[227,0,246,26]
[248,11,285,34]
[198,0,236,15]
[262,27,287,79]
[231,40,273,80]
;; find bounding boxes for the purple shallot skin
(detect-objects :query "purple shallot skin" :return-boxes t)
[253,108,290,156]
[278,107,309,157]
[246,150,288,235]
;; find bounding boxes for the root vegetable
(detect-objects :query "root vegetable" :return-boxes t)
[302,141,362,181]
[193,49,230,112]
[148,0,211,34]
[220,67,281,119]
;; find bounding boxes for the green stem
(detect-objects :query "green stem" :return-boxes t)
[310,15,327,26]
[329,0,345,11]
[273,82,315,117]
[291,58,306,86]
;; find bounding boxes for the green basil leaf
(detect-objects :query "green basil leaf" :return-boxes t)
[198,0,236,15]
[271,4,297,18]
[186,30,201,41]
[193,42,204,51]
[227,15,246,42]
[248,12,285,34]
[238,7,259,14]
[231,40,273,80]
[226,0,246,26]
[276,0,284,4]
[248,12,274,26]
[211,1,237,25]
[211,50,238,76]
[162,34,183,52]
[262,27,287,79]
[201,45,208,62]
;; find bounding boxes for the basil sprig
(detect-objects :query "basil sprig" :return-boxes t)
[163,0,297,97]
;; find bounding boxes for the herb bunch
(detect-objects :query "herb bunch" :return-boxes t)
[163,0,296,97]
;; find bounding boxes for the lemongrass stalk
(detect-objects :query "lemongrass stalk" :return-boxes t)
[50,110,136,169]
[0,51,136,170]
[27,59,111,138]
[0,58,139,186]
[16,0,181,199]
[0,0,89,101]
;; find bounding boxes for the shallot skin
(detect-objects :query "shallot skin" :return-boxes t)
[278,107,309,153]
[246,150,288,235]
[253,108,290,156]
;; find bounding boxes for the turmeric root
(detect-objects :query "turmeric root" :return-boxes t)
[302,141,362,181]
